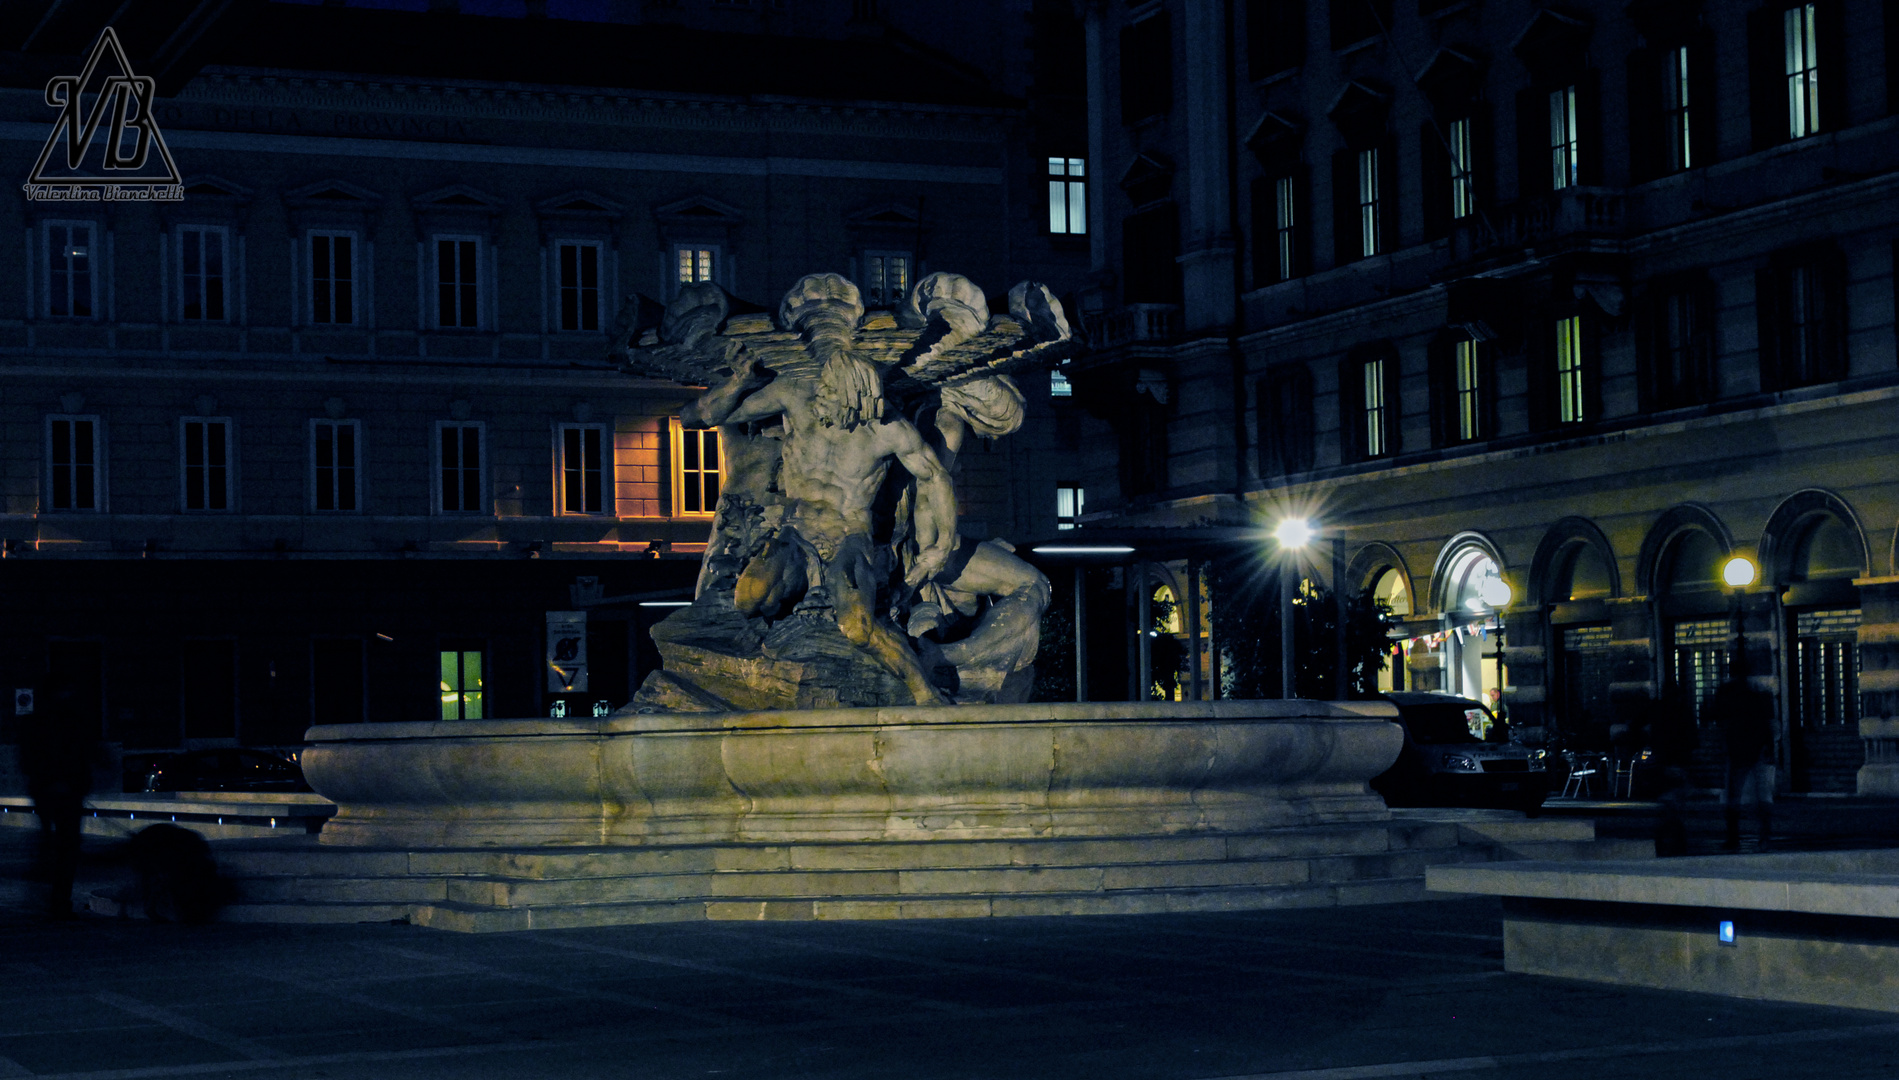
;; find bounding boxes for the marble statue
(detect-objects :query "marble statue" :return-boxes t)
[612,270,1074,711]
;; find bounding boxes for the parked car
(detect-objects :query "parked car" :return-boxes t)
[1371,692,1552,812]
[123,748,311,794]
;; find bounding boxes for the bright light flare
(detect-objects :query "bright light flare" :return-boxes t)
[1722,555,1758,589]
[1273,518,1314,550]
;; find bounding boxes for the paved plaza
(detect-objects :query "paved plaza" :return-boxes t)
[3,808,1899,1080]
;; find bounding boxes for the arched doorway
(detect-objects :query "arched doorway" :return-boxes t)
[1440,547,1507,702]
[1767,498,1868,792]
[1369,566,1411,691]
[1546,539,1617,748]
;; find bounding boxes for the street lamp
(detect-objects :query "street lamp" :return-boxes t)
[1475,574,1513,721]
[1276,518,1314,698]
[1723,554,1758,674]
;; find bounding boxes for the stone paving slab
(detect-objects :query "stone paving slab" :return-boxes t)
[3,828,1898,1080]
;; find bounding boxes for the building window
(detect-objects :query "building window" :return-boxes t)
[674,423,721,516]
[1050,364,1074,397]
[1794,609,1861,728]
[675,244,717,286]
[1260,368,1315,476]
[1246,0,1304,79]
[177,226,227,322]
[1356,148,1382,258]
[1454,338,1483,442]
[308,231,355,325]
[1361,354,1389,457]
[1448,118,1476,219]
[435,237,481,329]
[437,421,484,514]
[1555,316,1585,424]
[556,241,601,332]
[1784,3,1821,139]
[48,415,101,511]
[1664,46,1693,172]
[862,251,912,307]
[45,222,94,318]
[1119,15,1173,124]
[558,424,607,515]
[181,418,232,512]
[1274,174,1299,279]
[439,647,484,720]
[1048,157,1087,235]
[1056,484,1084,530]
[1549,85,1580,189]
[312,420,360,512]
[1647,281,1715,410]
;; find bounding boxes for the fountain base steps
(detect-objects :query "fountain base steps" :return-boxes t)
[166,812,1650,932]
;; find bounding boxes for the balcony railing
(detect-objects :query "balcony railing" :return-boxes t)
[1451,187,1627,261]
[1089,303,1182,348]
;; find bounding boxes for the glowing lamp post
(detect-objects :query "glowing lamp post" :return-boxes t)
[1723,554,1758,669]
[1275,518,1314,699]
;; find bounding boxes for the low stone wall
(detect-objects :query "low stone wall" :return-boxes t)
[305,700,1404,849]
[1429,852,1899,1011]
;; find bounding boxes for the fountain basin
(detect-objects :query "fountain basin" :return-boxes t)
[305,700,1402,848]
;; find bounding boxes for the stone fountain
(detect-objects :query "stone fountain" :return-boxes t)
[234,272,1455,932]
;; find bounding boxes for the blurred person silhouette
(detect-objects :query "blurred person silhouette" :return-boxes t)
[1711,657,1776,851]
[19,685,95,918]
[1648,683,1700,856]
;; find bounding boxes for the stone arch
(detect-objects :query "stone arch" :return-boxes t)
[1759,489,1869,586]
[1344,542,1415,617]
[1634,504,1734,598]
[1527,516,1621,608]
[1429,531,1507,615]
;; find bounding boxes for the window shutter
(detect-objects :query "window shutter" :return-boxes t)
[1382,345,1403,456]
[1748,6,1787,150]
[1421,121,1451,241]
[1250,176,1276,288]
[1515,87,1545,199]
[1290,165,1311,277]
[1331,148,1358,267]
[1632,287,1658,412]
[1690,275,1719,403]
[1688,38,1719,168]
[1467,106,1493,210]
[1815,0,1847,131]
[1526,318,1553,430]
[1337,355,1362,460]
[1756,266,1782,392]
[1626,47,1658,182]
[1428,333,1454,446]
[1378,136,1401,253]
[1817,244,1848,381]
[1575,69,1604,185]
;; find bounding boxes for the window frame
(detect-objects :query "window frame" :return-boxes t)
[310,418,362,514]
[179,416,235,513]
[175,223,230,323]
[555,422,610,516]
[1341,345,1400,463]
[860,249,914,308]
[1047,156,1088,236]
[46,414,104,512]
[434,420,487,515]
[1549,84,1581,190]
[43,220,97,320]
[671,420,722,518]
[553,239,603,333]
[439,642,487,721]
[1056,484,1085,530]
[1554,315,1587,425]
[672,243,722,291]
[1784,3,1821,140]
[432,233,485,330]
[306,229,358,327]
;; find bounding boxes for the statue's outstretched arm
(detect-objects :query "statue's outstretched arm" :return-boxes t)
[887,421,958,591]
[683,355,773,429]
